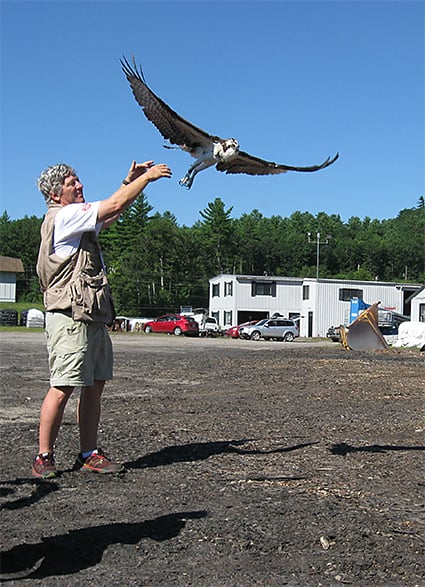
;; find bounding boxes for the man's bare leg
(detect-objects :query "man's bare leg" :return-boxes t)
[78,380,105,453]
[38,386,74,454]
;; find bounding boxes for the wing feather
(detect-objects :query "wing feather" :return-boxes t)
[121,56,216,153]
[216,150,339,175]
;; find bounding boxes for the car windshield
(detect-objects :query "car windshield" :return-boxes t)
[255,319,268,327]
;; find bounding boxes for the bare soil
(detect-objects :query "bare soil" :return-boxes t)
[0,331,424,586]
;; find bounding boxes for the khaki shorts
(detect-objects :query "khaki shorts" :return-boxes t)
[45,312,113,387]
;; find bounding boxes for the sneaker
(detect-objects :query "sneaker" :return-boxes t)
[74,449,124,474]
[32,453,57,479]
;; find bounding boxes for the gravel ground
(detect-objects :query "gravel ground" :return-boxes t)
[1,331,424,586]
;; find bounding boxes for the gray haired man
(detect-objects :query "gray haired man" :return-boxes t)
[33,159,171,478]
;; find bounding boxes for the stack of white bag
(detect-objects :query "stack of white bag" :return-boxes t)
[25,308,45,328]
[393,321,425,351]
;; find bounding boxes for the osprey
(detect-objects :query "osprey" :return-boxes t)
[121,56,339,189]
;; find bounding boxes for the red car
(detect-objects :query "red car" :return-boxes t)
[143,314,199,336]
[225,320,259,339]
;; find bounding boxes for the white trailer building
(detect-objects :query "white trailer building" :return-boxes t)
[209,274,422,338]
[0,256,24,302]
[408,285,425,323]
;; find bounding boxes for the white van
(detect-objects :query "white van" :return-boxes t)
[180,307,219,336]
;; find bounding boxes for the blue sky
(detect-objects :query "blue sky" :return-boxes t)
[1,0,424,227]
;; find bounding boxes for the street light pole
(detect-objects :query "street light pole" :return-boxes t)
[307,232,331,279]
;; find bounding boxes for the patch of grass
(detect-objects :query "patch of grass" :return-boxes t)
[0,302,45,328]
[0,326,44,332]
[0,301,44,313]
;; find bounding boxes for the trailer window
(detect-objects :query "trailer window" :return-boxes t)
[251,281,277,297]
[339,288,363,301]
[224,311,232,325]
[224,281,233,296]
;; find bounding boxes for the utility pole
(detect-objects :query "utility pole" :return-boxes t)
[307,232,331,279]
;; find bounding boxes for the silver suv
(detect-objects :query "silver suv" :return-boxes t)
[239,318,299,342]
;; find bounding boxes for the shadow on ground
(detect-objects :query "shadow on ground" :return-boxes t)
[330,442,425,456]
[0,510,208,581]
[124,439,318,469]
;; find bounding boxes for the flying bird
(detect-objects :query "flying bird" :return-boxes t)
[121,56,339,189]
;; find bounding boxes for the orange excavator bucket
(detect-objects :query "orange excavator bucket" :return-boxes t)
[341,302,389,351]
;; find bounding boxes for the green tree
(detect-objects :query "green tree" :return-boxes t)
[198,198,236,275]
[99,193,153,270]
[2,200,422,311]
[381,207,425,281]
[0,214,43,301]
[233,210,264,274]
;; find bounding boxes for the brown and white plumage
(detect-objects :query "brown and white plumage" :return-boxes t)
[121,55,339,189]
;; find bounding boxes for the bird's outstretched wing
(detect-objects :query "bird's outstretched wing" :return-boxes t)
[121,54,339,184]
[216,150,339,176]
[121,56,216,153]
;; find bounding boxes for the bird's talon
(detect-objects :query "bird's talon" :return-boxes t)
[179,177,191,189]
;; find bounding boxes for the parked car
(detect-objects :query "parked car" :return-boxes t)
[143,314,199,336]
[194,314,220,336]
[202,316,220,336]
[179,307,220,336]
[239,318,299,341]
[326,325,342,342]
[225,320,259,339]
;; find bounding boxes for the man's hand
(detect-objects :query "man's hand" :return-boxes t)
[123,160,155,184]
[143,163,172,182]
[98,160,172,227]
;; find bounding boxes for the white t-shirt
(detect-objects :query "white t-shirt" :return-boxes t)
[53,202,103,258]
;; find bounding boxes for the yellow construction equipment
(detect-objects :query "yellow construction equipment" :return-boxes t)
[341,303,389,351]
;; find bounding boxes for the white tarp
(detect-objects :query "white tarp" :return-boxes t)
[393,321,425,350]
[26,308,45,328]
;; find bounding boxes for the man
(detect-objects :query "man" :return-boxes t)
[32,159,172,478]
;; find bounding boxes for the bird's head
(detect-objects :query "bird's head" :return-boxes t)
[223,138,239,151]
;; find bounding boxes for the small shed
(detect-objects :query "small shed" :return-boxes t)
[0,256,24,302]
[408,285,425,322]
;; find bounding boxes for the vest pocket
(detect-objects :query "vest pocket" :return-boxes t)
[69,271,115,325]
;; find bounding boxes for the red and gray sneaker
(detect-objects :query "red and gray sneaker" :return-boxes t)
[74,449,124,474]
[32,453,58,479]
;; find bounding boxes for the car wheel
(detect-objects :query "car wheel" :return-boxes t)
[251,331,261,341]
[284,332,295,342]
[144,325,152,333]
[174,326,182,336]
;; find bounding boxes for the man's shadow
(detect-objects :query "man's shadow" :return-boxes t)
[124,439,319,470]
[330,442,425,456]
[0,510,207,581]
[1,478,60,511]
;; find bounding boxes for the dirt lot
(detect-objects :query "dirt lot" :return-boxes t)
[0,331,424,586]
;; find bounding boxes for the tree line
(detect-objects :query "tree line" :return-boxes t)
[1,195,424,316]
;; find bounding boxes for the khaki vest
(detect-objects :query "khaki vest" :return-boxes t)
[37,206,115,325]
